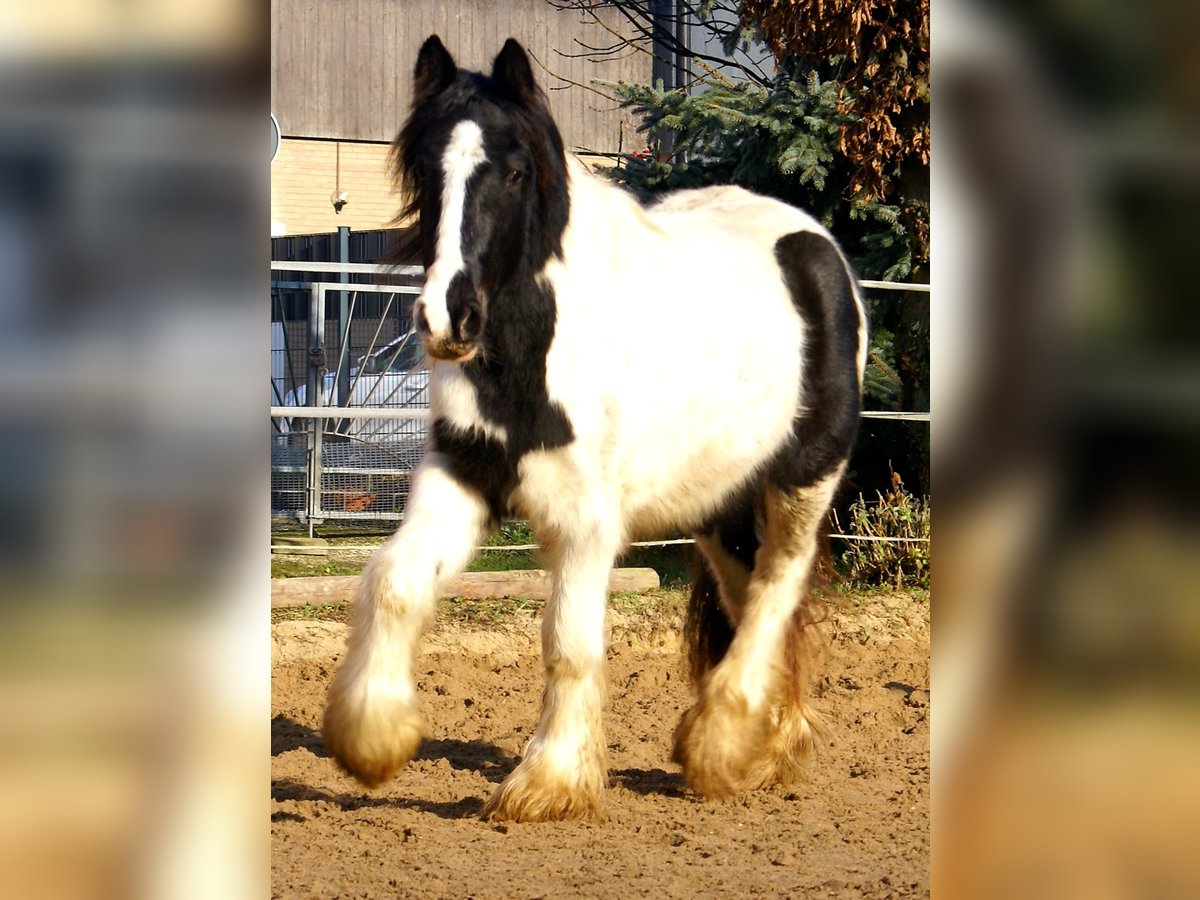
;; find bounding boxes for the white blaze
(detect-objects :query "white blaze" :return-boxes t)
[418,119,487,337]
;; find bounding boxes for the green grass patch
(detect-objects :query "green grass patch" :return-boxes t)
[464,549,538,572]
[465,522,539,572]
[270,557,365,579]
[271,586,694,627]
[270,519,697,585]
[271,521,392,540]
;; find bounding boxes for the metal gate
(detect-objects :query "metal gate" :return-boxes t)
[271,262,429,525]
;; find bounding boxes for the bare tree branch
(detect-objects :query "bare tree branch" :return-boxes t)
[525,47,622,104]
[547,0,772,88]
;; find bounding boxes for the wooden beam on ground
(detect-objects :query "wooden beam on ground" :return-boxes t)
[270,568,661,609]
[271,536,329,557]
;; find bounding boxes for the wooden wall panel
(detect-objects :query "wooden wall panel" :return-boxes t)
[272,0,647,153]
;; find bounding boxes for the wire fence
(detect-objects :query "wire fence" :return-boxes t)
[270,262,930,546]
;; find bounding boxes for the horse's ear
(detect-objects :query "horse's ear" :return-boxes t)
[491,38,538,105]
[413,35,456,106]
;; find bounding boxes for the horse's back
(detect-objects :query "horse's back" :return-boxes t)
[646,184,830,252]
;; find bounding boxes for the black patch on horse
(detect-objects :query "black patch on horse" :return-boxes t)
[429,420,511,525]
[432,277,575,521]
[699,482,760,569]
[770,231,865,488]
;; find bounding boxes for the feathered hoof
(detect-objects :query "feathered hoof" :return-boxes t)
[763,702,822,787]
[322,679,425,788]
[671,693,775,798]
[483,757,606,823]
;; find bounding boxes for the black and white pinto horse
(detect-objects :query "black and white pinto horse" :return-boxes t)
[324,36,868,822]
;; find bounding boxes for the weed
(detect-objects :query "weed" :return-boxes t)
[834,471,930,590]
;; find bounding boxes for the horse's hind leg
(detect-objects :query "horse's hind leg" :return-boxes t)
[323,455,490,787]
[674,466,843,797]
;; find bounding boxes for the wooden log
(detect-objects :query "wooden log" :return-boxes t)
[271,568,661,609]
[271,536,329,557]
[272,575,358,608]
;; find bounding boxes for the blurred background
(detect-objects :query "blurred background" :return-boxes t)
[0,0,1196,896]
[934,0,1200,896]
[0,2,269,898]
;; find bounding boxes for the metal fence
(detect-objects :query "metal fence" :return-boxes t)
[270,262,930,534]
[271,262,431,524]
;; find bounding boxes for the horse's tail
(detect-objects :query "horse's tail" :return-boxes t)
[684,551,735,686]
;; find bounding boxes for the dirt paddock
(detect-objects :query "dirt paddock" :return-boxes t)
[271,590,929,898]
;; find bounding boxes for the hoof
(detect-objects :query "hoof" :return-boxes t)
[672,692,773,798]
[322,678,424,788]
[482,756,606,823]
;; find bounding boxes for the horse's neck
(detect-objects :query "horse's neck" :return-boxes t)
[559,157,655,270]
[484,274,556,364]
[564,156,644,229]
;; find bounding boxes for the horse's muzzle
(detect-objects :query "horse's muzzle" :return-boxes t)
[415,273,484,363]
[420,333,479,363]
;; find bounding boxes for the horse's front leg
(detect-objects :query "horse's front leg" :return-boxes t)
[323,455,490,787]
[484,518,618,822]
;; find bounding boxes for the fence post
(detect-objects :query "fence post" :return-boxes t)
[335,226,352,438]
[305,283,327,537]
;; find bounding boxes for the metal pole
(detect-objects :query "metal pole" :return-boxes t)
[674,0,689,90]
[651,0,673,91]
[650,0,676,157]
[334,225,352,441]
[336,226,351,408]
[306,284,327,538]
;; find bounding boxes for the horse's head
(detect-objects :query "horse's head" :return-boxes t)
[394,36,569,363]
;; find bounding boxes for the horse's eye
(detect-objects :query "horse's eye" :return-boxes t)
[506,168,524,187]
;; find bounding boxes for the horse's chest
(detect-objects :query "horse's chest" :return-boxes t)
[428,362,575,518]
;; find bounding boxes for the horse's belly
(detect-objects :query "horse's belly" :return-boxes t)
[620,458,768,540]
[615,343,801,537]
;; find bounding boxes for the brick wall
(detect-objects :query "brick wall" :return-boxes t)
[271,138,401,236]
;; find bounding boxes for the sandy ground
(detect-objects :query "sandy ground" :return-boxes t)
[271,591,929,898]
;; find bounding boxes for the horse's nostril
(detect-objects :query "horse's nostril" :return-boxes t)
[445,272,484,344]
[459,303,484,342]
[415,305,431,335]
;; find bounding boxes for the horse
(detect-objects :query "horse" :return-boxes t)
[322,35,868,823]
